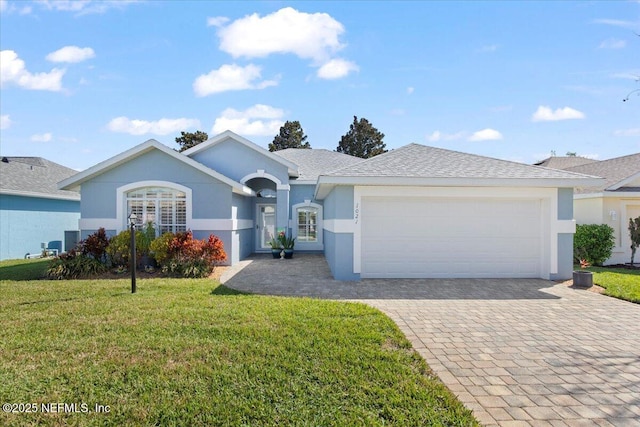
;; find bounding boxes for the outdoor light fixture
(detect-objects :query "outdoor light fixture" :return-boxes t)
[128,213,137,293]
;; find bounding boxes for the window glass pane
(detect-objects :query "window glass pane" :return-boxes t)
[296,206,318,242]
[127,187,187,233]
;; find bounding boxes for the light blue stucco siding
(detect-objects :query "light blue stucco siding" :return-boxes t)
[0,195,80,260]
[322,186,359,281]
[190,138,292,235]
[553,187,574,281]
[80,150,232,222]
[79,149,251,266]
[288,184,318,215]
[232,193,254,262]
[190,137,290,185]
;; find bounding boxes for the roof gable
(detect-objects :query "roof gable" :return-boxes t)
[565,152,640,193]
[183,130,299,177]
[0,156,80,200]
[58,139,253,195]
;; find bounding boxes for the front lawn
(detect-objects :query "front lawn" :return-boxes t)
[0,278,477,426]
[585,266,640,303]
[0,258,49,281]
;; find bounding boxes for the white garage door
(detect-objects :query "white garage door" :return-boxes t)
[361,197,542,278]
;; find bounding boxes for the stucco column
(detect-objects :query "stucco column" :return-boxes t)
[276,188,290,234]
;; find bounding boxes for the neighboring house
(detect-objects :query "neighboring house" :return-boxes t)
[59,131,600,280]
[0,157,80,260]
[534,156,599,170]
[563,153,640,265]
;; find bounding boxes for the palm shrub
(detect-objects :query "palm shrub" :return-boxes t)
[574,224,615,266]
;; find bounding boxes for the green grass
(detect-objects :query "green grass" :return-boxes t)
[585,266,640,303]
[0,278,477,426]
[0,258,49,281]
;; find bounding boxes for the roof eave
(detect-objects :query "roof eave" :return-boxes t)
[314,176,605,200]
[606,171,640,191]
[0,189,80,201]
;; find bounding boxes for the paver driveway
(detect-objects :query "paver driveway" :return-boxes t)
[222,255,640,426]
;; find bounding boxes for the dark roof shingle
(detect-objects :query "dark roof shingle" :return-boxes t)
[0,157,80,199]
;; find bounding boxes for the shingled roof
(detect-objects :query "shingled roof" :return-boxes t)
[314,144,603,199]
[0,157,80,200]
[274,148,362,182]
[325,144,599,180]
[534,156,599,170]
[564,152,640,194]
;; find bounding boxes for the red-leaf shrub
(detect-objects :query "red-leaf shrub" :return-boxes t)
[152,231,227,278]
[80,228,110,261]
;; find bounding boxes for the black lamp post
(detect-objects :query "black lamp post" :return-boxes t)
[128,213,137,293]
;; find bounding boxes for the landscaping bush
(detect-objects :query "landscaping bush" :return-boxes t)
[152,231,227,278]
[149,232,174,265]
[78,227,109,261]
[106,223,157,267]
[47,229,112,279]
[574,224,615,266]
[46,250,107,279]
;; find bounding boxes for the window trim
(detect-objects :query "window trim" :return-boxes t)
[291,200,323,250]
[117,181,192,233]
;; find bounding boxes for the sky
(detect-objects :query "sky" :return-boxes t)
[1,0,639,171]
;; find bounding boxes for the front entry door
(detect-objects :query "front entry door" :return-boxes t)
[256,204,276,250]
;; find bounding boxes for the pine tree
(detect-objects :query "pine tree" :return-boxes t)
[269,121,310,152]
[175,131,208,152]
[336,116,386,158]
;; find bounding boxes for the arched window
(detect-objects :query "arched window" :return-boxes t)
[126,187,186,234]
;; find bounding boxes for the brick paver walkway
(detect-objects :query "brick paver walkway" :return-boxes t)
[222,254,640,426]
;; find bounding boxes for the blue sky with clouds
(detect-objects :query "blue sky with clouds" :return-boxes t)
[1,0,638,170]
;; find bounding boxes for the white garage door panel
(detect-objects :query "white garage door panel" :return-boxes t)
[361,197,542,278]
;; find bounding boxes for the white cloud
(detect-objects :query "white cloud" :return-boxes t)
[610,71,640,80]
[37,0,140,16]
[598,38,626,49]
[46,46,95,63]
[613,128,640,137]
[1,0,31,14]
[531,106,585,122]
[476,44,498,53]
[406,87,414,95]
[317,58,358,79]
[593,18,640,30]
[31,132,53,142]
[193,63,278,96]
[212,104,285,136]
[0,114,11,129]
[218,7,346,63]
[426,130,465,142]
[468,128,503,142]
[207,16,229,27]
[0,50,65,91]
[107,117,201,136]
